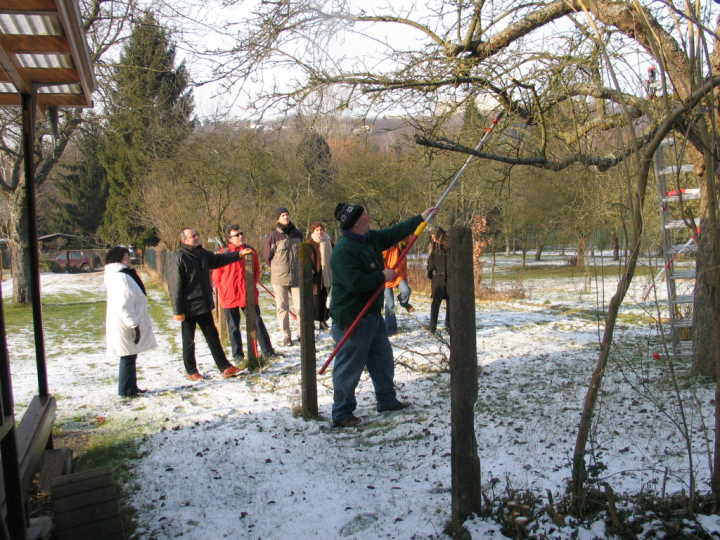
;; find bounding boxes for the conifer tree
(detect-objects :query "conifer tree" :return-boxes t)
[99,11,194,246]
[49,119,108,237]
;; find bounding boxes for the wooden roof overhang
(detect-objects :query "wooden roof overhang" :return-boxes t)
[0,0,95,108]
[0,4,94,537]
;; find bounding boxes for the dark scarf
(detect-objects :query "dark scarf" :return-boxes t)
[278,222,296,235]
[119,267,147,296]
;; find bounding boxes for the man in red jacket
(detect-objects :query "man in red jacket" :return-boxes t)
[212,225,276,366]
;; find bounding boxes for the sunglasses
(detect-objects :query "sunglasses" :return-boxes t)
[229,232,244,238]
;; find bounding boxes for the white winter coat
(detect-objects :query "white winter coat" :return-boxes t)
[104,263,157,357]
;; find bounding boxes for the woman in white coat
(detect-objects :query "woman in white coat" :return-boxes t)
[104,246,157,397]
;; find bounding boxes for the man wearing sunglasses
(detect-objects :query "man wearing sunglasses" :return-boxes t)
[169,227,243,381]
[212,225,276,366]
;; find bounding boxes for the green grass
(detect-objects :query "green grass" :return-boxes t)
[3,300,106,344]
[488,263,655,281]
[73,429,143,472]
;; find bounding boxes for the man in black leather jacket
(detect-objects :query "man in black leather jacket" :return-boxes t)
[169,227,243,381]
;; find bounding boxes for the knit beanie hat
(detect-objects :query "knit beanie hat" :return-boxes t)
[335,203,364,230]
[276,207,289,219]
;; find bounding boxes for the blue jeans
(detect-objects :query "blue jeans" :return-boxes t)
[224,305,274,357]
[331,313,398,422]
[383,279,411,336]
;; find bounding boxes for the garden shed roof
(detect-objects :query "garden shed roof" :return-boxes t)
[0,0,95,108]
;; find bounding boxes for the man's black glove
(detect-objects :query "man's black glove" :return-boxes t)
[133,327,141,344]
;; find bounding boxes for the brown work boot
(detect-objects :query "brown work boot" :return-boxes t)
[332,415,361,428]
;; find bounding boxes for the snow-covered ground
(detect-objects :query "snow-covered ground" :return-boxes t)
[2,254,718,539]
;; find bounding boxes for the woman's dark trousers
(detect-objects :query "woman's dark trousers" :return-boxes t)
[119,354,138,396]
[429,286,449,333]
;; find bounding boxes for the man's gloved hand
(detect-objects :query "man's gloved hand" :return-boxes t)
[383,268,396,282]
[174,314,185,322]
[133,327,141,344]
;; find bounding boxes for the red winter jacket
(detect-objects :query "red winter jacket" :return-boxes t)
[211,243,261,309]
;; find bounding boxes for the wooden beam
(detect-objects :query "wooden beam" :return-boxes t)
[1,0,57,10]
[23,67,79,84]
[0,93,87,106]
[0,35,70,54]
[54,0,94,106]
[0,44,29,93]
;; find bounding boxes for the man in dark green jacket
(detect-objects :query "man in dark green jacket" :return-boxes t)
[329,203,434,427]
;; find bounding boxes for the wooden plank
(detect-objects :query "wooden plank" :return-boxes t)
[54,499,120,529]
[51,470,112,498]
[22,67,80,84]
[0,35,70,54]
[16,395,55,494]
[51,466,111,486]
[55,518,125,540]
[0,0,57,10]
[38,447,72,493]
[0,94,87,107]
[53,485,118,513]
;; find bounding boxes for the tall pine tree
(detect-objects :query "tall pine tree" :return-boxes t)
[99,11,194,246]
[49,118,108,237]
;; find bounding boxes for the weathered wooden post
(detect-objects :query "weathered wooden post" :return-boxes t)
[448,226,482,529]
[213,288,225,343]
[298,243,318,417]
[245,252,260,370]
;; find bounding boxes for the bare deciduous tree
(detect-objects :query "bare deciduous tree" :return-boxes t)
[199,0,720,503]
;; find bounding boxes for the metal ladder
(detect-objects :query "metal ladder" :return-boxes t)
[652,138,698,356]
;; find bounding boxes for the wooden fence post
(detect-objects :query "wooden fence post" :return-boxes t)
[298,243,318,418]
[213,288,225,344]
[448,226,482,528]
[245,253,261,370]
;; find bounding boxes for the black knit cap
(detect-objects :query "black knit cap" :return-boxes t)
[335,202,364,230]
[276,207,289,219]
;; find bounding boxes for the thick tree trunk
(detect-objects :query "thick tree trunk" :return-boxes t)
[575,235,586,268]
[612,232,620,261]
[8,183,31,304]
[692,228,720,377]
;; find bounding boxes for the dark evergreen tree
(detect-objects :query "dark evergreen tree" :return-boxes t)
[99,11,194,246]
[297,130,334,191]
[49,119,108,237]
[295,130,336,228]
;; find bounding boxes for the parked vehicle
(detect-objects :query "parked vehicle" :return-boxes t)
[126,246,140,265]
[51,250,101,273]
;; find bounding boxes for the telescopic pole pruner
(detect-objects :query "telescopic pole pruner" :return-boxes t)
[318,109,505,375]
